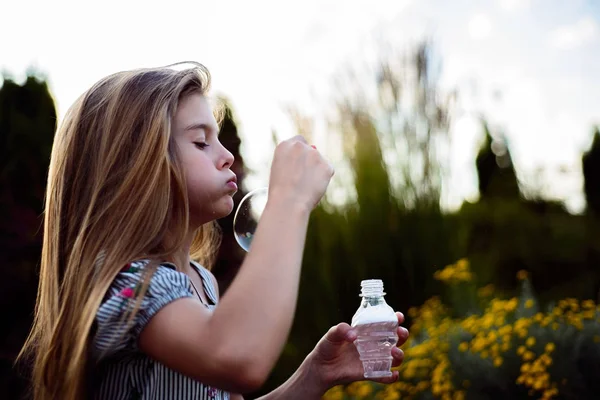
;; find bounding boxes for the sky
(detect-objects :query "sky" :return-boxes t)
[1,0,599,213]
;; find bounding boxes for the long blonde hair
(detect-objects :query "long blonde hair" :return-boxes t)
[18,62,222,400]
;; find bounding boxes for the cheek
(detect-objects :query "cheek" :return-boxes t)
[186,174,212,204]
[182,155,212,197]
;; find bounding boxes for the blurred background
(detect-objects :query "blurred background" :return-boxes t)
[2,0,600,399]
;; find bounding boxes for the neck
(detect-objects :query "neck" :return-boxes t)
[168,230,196,272]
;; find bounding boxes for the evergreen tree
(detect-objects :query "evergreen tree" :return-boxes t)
[582,127,600,216]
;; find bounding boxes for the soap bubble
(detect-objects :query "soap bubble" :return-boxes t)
[233,187,268,252]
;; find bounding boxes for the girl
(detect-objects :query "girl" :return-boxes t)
[18,62,408,400]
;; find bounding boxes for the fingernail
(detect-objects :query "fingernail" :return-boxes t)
[311,145,317,149]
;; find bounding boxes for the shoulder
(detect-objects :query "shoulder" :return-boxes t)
[192,261,220,300]
[206,269,220,300]
[104,260,192,300]
[93,260,195,357]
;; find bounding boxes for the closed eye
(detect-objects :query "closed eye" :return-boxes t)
[194,142,209,149]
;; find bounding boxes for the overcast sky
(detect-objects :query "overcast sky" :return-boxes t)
[2,0,599,212]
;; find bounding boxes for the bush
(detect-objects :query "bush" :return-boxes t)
[323,259,600,400]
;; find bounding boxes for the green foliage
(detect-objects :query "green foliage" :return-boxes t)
[255,42,461,398]
[3,46,600,400]
[252,43,600,399]
[0,71,57,398]
[475,122,520,200]
[323,262,600,400]
[582,127,600,216]
[213,97,250,293]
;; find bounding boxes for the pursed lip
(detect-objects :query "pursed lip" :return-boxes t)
[226,174,238,192]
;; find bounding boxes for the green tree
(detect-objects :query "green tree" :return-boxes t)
[0,71,57,399]
[212,97,249,294]
[253,41,459,398]
[475,122,520,200]
[582,126,600,216]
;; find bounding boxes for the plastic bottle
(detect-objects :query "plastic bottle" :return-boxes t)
[351,279,399,378]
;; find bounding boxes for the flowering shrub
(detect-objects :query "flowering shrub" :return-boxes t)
[323,259,600,399]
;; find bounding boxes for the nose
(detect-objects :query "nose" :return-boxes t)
[220,145,235,170]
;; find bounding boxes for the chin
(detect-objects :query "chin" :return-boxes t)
[190,196,235,225]
[213,196,235,220]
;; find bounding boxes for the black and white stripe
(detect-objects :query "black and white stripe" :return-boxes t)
[92,260,229,400]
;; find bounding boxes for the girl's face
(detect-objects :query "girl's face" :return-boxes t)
[172,93,236,227]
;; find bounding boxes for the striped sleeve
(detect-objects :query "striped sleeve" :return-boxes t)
[92,262,194,359]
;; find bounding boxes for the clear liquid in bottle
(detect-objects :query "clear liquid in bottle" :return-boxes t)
[351,279,398,378]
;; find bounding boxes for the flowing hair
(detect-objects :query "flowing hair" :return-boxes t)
[17,62,222,400]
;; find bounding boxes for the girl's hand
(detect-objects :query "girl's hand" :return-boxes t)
[304,312,409,391]
[268,136,334,214]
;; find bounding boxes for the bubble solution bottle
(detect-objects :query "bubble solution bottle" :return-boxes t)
[351,279,399,378]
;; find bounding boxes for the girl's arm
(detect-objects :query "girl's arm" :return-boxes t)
[138,137,334,394]
[231,314,408,400]
[229,363,324,400]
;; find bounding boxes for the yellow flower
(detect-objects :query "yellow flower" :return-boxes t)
[517,270,529,280]
[525,299,535,309]
[382,391,400,400]
[534,379,545,390]
[493,357,503,367]
[453,390,466,400]
[477,284,494,297]
[583,310,595,319]
[505,298,519,312]
[544,343,555,353]
[523,351,535,361]
[323,386,344,400]
[526,337,536,347]
[458,342,468,352]
[456,258,469,270]
[542,388,559,399]
[539,354,553,366]
[357,382,373,397]
[534,313,544,322]
[582,299,595,309]
[434,258,472,284]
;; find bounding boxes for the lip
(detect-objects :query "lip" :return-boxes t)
[226,181,238,191]
[226,175,238,191]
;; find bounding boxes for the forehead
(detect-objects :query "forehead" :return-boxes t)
[173,93,217,134]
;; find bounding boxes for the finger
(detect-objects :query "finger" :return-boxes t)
[397,326,409,344]
[396,311,405,325]
[287,135,308,145]
[391,347,405,368]
[328,161,335,177]
[369,370,399,384]
[324,322,356,344]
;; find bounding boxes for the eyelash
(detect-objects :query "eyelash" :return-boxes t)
[194,142,209,149]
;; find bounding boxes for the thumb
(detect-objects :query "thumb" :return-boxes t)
[324,323,357,345]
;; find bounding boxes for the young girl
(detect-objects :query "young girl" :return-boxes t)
[19,62,408,400]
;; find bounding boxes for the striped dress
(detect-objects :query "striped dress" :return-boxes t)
[91,260,230,400]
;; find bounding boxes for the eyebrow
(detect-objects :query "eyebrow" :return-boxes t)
[184,123,211,132]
